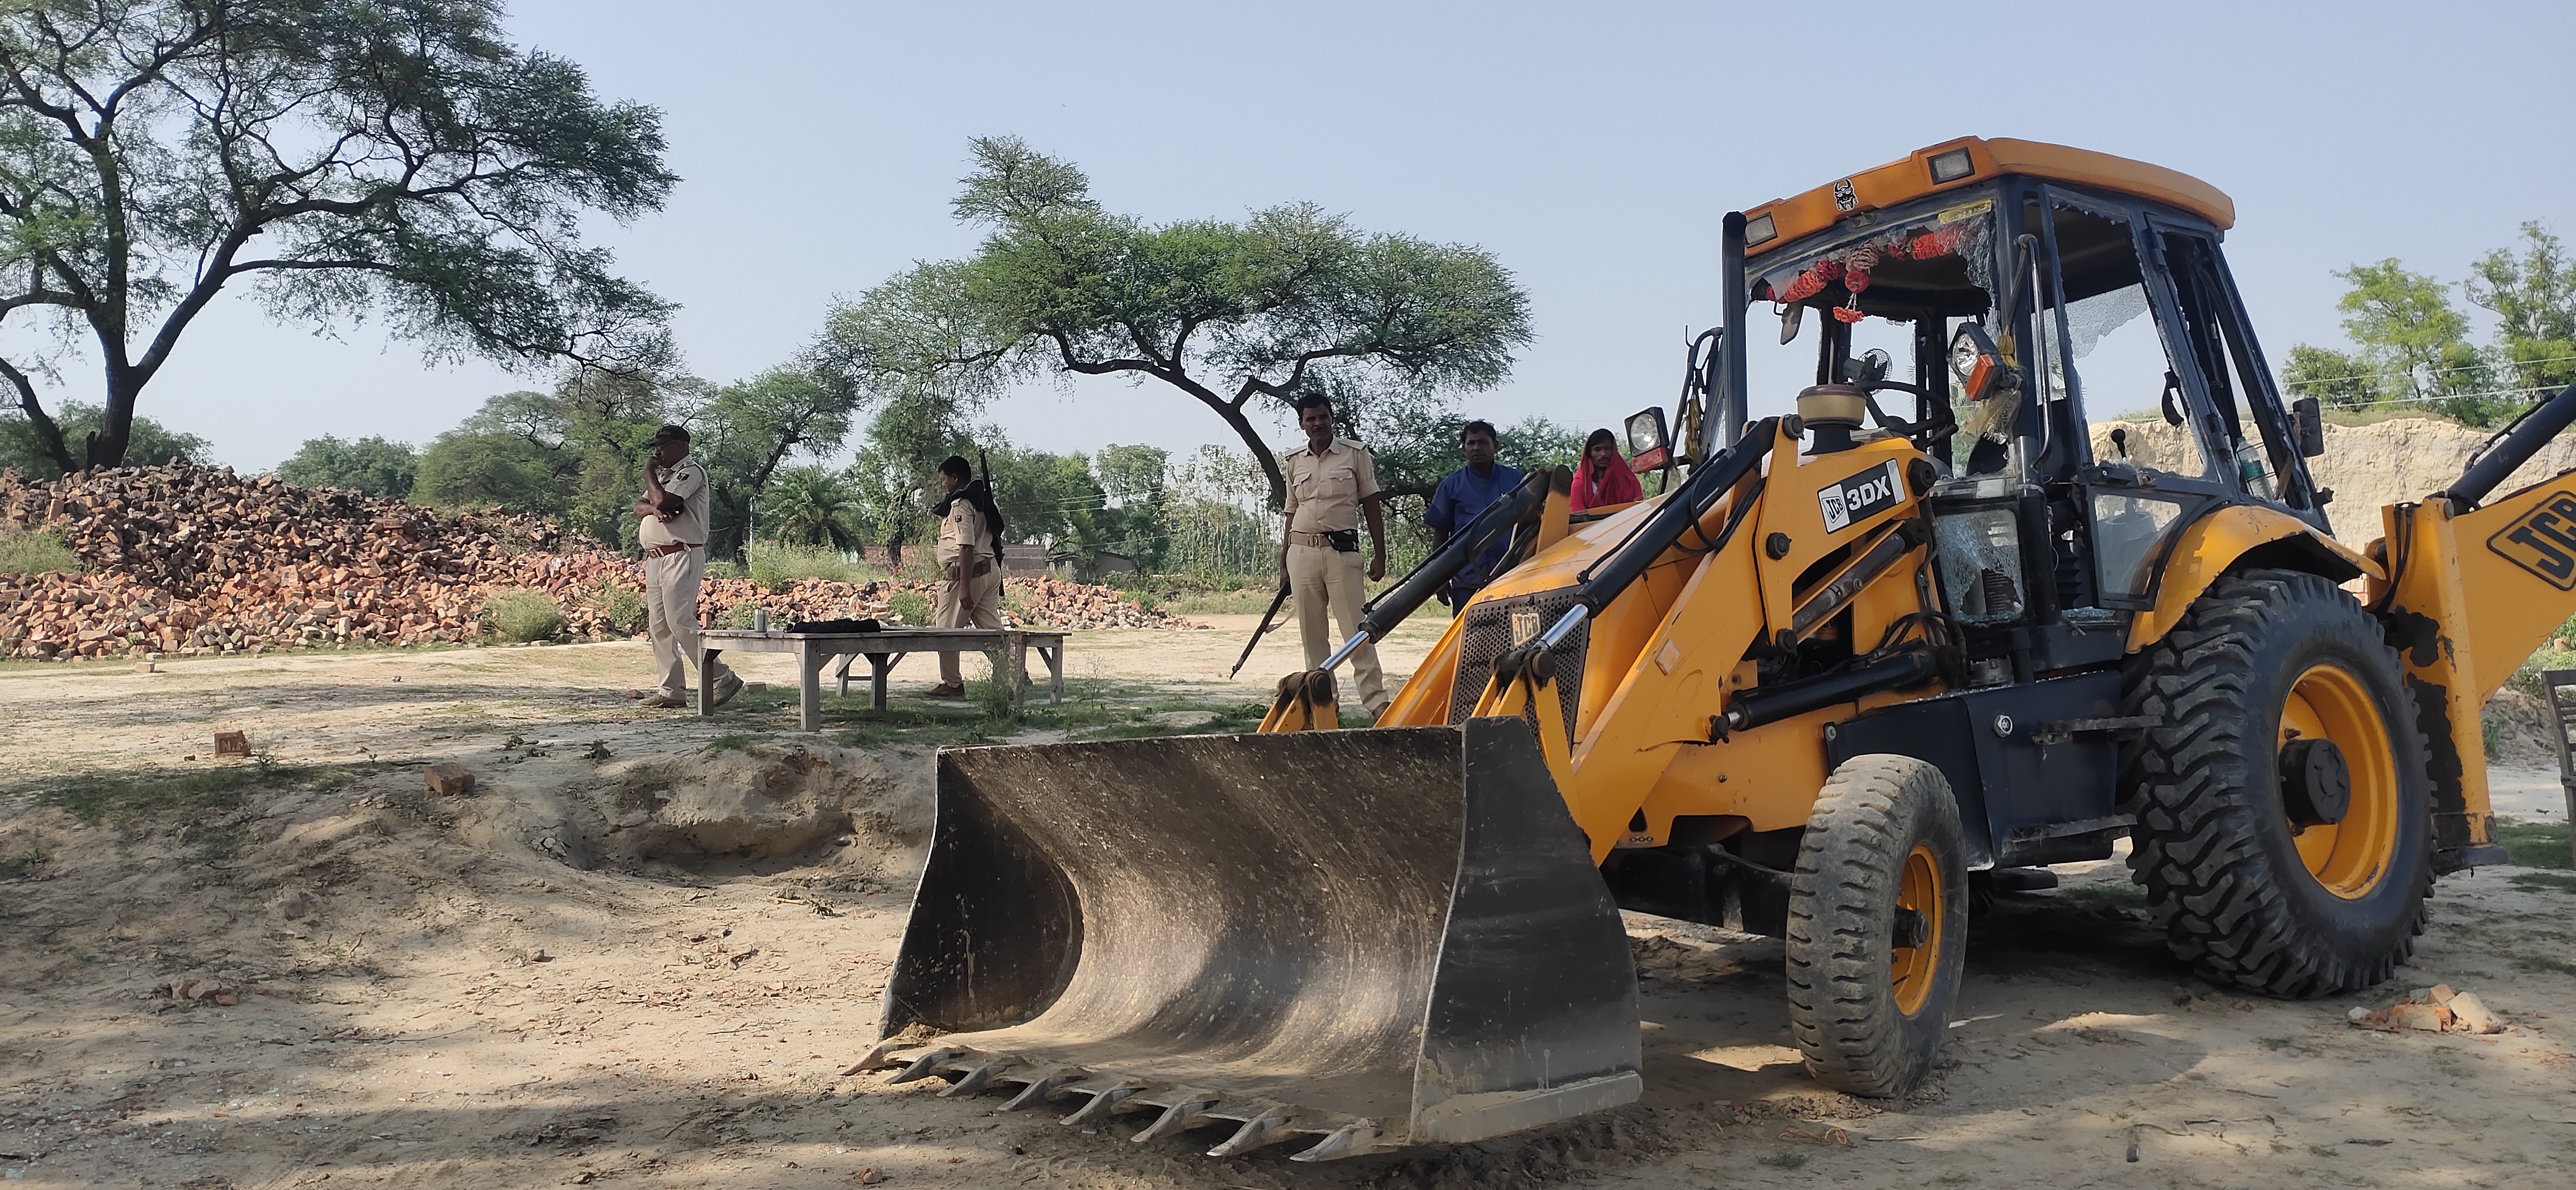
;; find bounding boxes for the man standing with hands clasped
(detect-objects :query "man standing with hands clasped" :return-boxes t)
[634,424,741,710]
[1279,392,1389,717]
[1424,419,1524,614]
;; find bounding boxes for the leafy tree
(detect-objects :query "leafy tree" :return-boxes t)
[0,400,208,479]
[409,376,671,542]
[822,136,1533,508]
[2465,221,2576,393]
[2282,343,2381,410]
[277,435,418,498]
[2333,259,2480,404]
[691,365,862,558]
[413,426,562,516]
[1095,443,1171,567]
[758,464,864,549]
[0,0,676,473]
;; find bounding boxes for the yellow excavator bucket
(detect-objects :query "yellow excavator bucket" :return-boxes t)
[863,720,1641,1159]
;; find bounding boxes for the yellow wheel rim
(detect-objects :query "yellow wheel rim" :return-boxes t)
[1891,843,1943,1016]
[2280,663,2398,899]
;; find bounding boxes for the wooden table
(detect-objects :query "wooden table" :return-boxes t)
[698,628,1068,731]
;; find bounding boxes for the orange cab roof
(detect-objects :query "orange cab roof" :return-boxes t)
[1742,136,2236,257]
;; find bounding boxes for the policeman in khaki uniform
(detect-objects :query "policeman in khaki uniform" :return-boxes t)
[929,454,1006,698]
[633,424,741,709]
[1280,393,1389,716]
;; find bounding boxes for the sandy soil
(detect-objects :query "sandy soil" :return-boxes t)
[6,637,2576,1190]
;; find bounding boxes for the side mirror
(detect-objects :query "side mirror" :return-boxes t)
[1948,323,2014,402]
[1849,347,1892,386]
[2293,396,2326,457]
[1625,407,1671,472]
[1779,302,1805,345]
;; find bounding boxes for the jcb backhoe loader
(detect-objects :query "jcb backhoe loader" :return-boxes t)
[860,136,2568,1161]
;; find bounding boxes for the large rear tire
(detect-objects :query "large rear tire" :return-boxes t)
[2122,569,2432,995]
[1786,754,1968,1097]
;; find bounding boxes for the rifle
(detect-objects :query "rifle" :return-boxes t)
[1229,574,1293,679]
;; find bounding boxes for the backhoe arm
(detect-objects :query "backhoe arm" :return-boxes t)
[2375,381,2576,870]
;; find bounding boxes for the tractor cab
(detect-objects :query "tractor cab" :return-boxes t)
[1665,138,2337,687]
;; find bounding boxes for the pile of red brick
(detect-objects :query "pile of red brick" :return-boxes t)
[0,465,1199,662]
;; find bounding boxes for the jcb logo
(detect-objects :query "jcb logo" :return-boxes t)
[1819,460,1904,532]
[2488,490,2576,590]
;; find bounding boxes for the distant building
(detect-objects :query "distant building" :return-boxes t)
[1048,549,1137,584]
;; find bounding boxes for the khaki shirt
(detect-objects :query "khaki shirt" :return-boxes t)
[937,490,993,566]
[1282,437,1380,533]
[637,455,710,548]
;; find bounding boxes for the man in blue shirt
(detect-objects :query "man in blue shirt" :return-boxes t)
[1424,420,1524,614]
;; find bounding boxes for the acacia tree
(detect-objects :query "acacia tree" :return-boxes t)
[823,136,1532,508]
[0,0,676,472]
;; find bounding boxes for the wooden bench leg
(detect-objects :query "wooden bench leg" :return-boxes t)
[1009,635,1031,706]
[834,652,855,698]
[870,654,892,711]
[698,648,723,717]
[798,641,825,733]
[1043,643,1064,705]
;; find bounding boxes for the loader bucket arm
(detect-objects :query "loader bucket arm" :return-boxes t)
[2373,382,2576,871]
[872,721,1641,1158]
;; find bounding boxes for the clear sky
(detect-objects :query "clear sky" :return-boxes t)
[36,0,2576,473]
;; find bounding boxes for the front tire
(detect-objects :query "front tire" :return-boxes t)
[2122,568,2432,995]
[1786,754,1968,1097]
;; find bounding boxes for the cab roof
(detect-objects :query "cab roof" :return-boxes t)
[1742,136,2236,257]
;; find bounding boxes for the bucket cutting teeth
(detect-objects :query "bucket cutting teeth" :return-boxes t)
[993,1067,1081,1111]
[1127,1089,1222,1143]
[860,1045,1385,1160]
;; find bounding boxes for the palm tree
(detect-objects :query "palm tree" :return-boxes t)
[759,465,864,549]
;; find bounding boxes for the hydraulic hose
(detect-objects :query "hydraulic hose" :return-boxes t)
[1569,420,1775,617]
[1315,468,1557,672]
[2441,382,2576,509]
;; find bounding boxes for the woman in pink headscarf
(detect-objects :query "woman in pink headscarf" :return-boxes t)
[1570,428,1644,511]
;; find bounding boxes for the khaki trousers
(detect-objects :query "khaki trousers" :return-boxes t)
[645,548,733,697]
[936,556,1006,684]
[1288,541,1386,712]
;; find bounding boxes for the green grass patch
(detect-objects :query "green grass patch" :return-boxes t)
[0,528,82,575]
[2508,871,2576,893]
[0,840,49,880]
[29,759,372,828]
[747,540,884,590]
[886,589,931,626]
[481,587,567,643]
[592,582,647,634]
[1757,1151,1809,1169]
[2512,953,2576,979]
[827,702,998,750]
[2059,882,2148,910]
[2496,816,2571,868]
[705,733,761,754]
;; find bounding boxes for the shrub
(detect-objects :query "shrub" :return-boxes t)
[724,601,765,629]
[704,560,743,579]
[594,583,647,634]
[0,529,82,575]
[481,587,566,643]
[973,649,1021,726]
[887,589,931,626]
[746,540,879,591]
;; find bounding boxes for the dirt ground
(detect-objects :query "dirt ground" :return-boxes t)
[7,627,2576,1190]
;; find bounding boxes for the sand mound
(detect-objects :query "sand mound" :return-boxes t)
[463,741,932,875]
[2090,415,2576,545]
